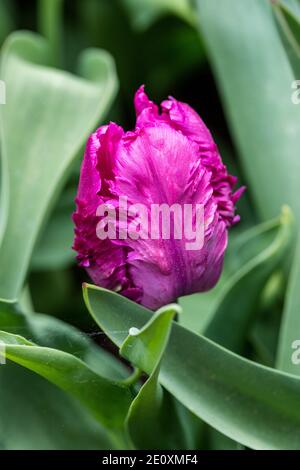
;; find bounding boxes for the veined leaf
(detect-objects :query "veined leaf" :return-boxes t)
[180,207,293,345]
[0,330,132,430]
[197,0,300,224]
[121,304,187,449]
[0,363,113,450]
[204,207,293,352]
[0,300,128,449]
[272,0,300,76]
[121,305,178,374]
[0,31,118,300]
[84,284,300,449]
[0,300,127,380]
[277,235,300,374]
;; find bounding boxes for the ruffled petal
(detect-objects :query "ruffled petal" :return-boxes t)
[161,95,245,226]
[73,124,140,302]
[73,87,244,310]
[161,96,214,146]
[95,122,224,309]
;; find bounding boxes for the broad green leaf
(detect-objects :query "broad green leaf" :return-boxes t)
[122,0,196,30]
[0,31,118,300]
[277,235,300,374]
[0,363,112,450]
[0,301,128,449]
[121,305,186,449]
[121,305,178,374]
[180,207,293,341]
[273,0,300,76]
[0,144,8,248]
[19,285,34,313]
[84,284,300,449]
[197,0,300,224]
[0,330,132,430]
[208,428,243,450]
[263,0,300,383]
[204,207,293,352]
[279,0,300,15]
[250,297,283,367]
[0,302,127,381]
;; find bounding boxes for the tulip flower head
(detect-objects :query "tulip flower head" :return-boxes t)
[73,86,244,310]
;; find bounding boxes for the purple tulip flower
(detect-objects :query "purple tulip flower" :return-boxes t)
[73,86,244,310]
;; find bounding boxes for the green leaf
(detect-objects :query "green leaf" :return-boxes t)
[204,207,293,352]
[120,304,187,449]
[0,302,128,381]
[277,235,300,374]
[38,0,64,66]
[84,284,300,449]
[0,31,118,300]
[0,330,132,430]
[197,0,300,224]
[0,363,112,450]
[0,301,128,449]
[122,0,196,30]
[0,143,8,249]
[273,0,300,77]
[121,304,178,374]
[207,427,243,450]
[180,207,293,341]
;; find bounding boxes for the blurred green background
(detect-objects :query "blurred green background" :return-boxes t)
[1,0,300,450]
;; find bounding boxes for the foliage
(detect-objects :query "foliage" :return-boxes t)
[0,0,300,450]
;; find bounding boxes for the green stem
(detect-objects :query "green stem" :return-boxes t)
[38,0,64,67]
[122,367,142,387]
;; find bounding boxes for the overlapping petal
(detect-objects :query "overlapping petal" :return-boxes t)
[73,87,243,309]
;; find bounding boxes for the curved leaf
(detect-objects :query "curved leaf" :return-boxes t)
[180,207,293,342]
[197,0,300,224]
[0,363,112,450]
[273,0,300,76]
[0,300,128,449]
[121,304,186,449]
[0,330,132,430]
[277,234,300,374]
[84,284,300,449]
[204,207,293,351]
[0,31,118,300]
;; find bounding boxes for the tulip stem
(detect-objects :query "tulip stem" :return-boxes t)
[122,367,142,387]
[38,0,64,67]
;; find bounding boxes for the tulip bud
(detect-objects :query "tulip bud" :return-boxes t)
[73,86,244,310]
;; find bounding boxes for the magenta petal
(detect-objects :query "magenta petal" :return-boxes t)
[73,124,137,297]
[73,86,244,310]
[161,96,214,147]
[134,85,158,116]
